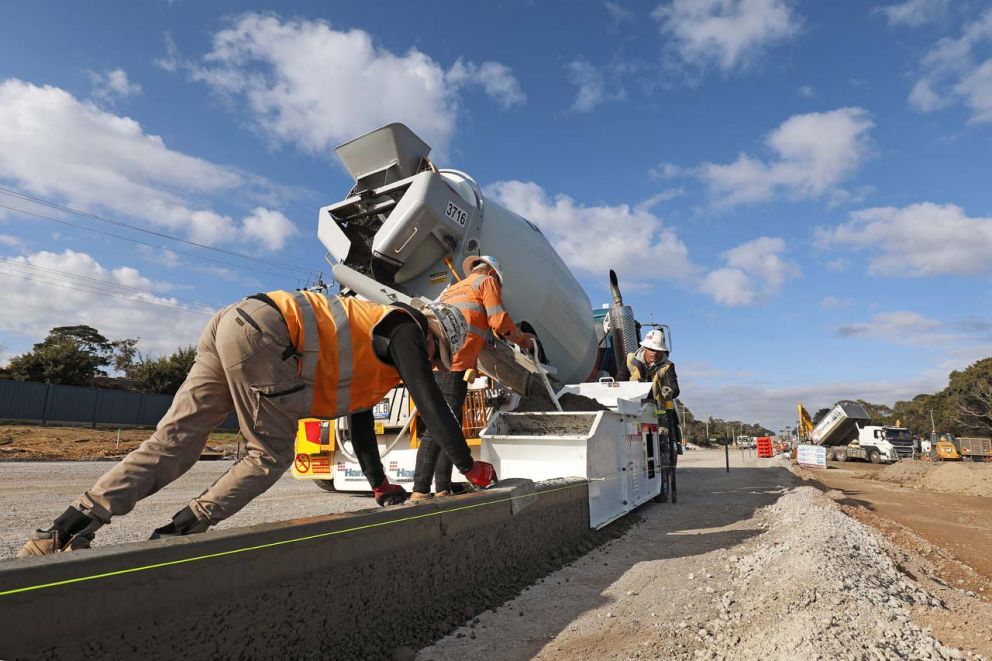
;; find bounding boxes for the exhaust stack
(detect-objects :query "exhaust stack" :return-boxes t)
[608,270,638,381]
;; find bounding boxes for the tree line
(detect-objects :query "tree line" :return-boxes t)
[679,405,772,444]
[0,325,195,395]
[809,358,992,437]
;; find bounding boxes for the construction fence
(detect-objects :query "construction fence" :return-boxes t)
[0,380,238,429]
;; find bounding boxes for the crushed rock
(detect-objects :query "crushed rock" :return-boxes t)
[701,487,969,661]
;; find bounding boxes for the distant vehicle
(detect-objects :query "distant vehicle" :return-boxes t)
[930,433,992,462]
[810,401,914,463]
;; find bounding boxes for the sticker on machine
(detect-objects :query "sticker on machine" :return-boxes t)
[311,456,331,474]
[429,271,448,284]
[444,200,468,226]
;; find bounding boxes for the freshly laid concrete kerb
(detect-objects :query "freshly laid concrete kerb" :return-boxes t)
[0,478,597,660]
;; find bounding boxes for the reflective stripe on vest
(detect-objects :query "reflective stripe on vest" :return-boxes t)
[293,291,353,415]
[451,300,486,315]
[486,304,505,316]
[470,275,496,291]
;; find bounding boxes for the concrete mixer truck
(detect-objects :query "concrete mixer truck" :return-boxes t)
[291,124,676,521]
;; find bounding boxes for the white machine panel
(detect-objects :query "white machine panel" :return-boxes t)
[481,406,661,529]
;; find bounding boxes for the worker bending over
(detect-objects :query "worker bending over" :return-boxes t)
[20,291,497,557]
[411,255,535,500]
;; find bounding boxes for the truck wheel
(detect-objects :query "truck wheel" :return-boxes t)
[870,451,881,464]
[313,479,337,492]
[834,448,848,462]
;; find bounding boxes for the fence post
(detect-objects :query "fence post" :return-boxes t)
[91,388,102,429]
[40,383,52,426]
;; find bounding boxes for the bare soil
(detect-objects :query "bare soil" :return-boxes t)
[874,459,992,498]
[0,424,240,461]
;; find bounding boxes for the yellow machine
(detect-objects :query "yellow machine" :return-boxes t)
[930,432,961,461]
[797,403,814,443]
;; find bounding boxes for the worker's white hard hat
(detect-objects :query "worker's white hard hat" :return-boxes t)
[462,254,504,285]
[641,329,668,352]
[414,298,468,369]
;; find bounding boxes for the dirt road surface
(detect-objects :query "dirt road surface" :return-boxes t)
[0,461,373,560]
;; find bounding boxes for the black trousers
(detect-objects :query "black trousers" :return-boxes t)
[412,370,468,493]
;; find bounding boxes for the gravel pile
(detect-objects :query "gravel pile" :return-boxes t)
[697,487,966,660]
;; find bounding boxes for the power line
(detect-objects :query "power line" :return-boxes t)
[0,202,304,282]
[0,257,220,311]
[0,269,215,317]
[0,186,315,276]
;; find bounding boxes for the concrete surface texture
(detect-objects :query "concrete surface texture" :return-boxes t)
[0,461,372,560]
[0,478,603,660]
[418,450,984,660]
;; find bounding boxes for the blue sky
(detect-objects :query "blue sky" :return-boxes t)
[1,0,990,429]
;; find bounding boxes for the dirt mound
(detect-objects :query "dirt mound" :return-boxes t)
[876,459,992,497]
[923,463,992,498]
[876,459,932,485]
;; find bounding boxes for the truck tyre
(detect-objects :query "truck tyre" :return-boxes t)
[834,448,848,462]
[870,451,881,464]
[313,479,337,492]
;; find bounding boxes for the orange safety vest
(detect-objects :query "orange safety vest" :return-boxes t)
[266,291,404,418]
[439,271,524,371]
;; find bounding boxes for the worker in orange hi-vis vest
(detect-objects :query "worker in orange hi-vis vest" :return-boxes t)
[410,255,536,501]
[18,291,498,557]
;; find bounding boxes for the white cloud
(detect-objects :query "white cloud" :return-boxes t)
[652,0,801,72]
[879,0,948,28]
[909,10,992,123]
[820,295,852,309]
[797,85,814,98]
[700,236,799,306]
[636,188,686,211]
[605,2,636,26]
[241,207,298,250]
[0,234,20,247]
[87,68,142,103]
[566,60,626,112]
[155,32,181,72]
[0,79,297,249]
[649,162,685,179]
[446,59,526,109]
[0,249,209,356]
[817,202,992,277]
[486,180,695,287]
[188,14,523,158]
[836,311,948,346]
[696,107,874,206]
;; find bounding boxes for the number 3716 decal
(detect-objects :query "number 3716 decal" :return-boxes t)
[444,200,468,226]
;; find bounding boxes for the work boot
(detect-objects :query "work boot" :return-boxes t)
[434,490,452,498]
[409,492,433,502]
[149,506,210,539]
[17,506,102,558]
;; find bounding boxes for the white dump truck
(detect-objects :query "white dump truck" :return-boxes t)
[811,401,914,463]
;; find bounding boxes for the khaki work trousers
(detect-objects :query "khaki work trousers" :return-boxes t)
[76,299,309,526]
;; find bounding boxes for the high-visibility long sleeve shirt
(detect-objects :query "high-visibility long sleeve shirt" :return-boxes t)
[439,272,527,371]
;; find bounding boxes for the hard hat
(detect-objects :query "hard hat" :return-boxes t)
[414,298,468,369]
[641,329,668,352]
[462,254,504,285]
